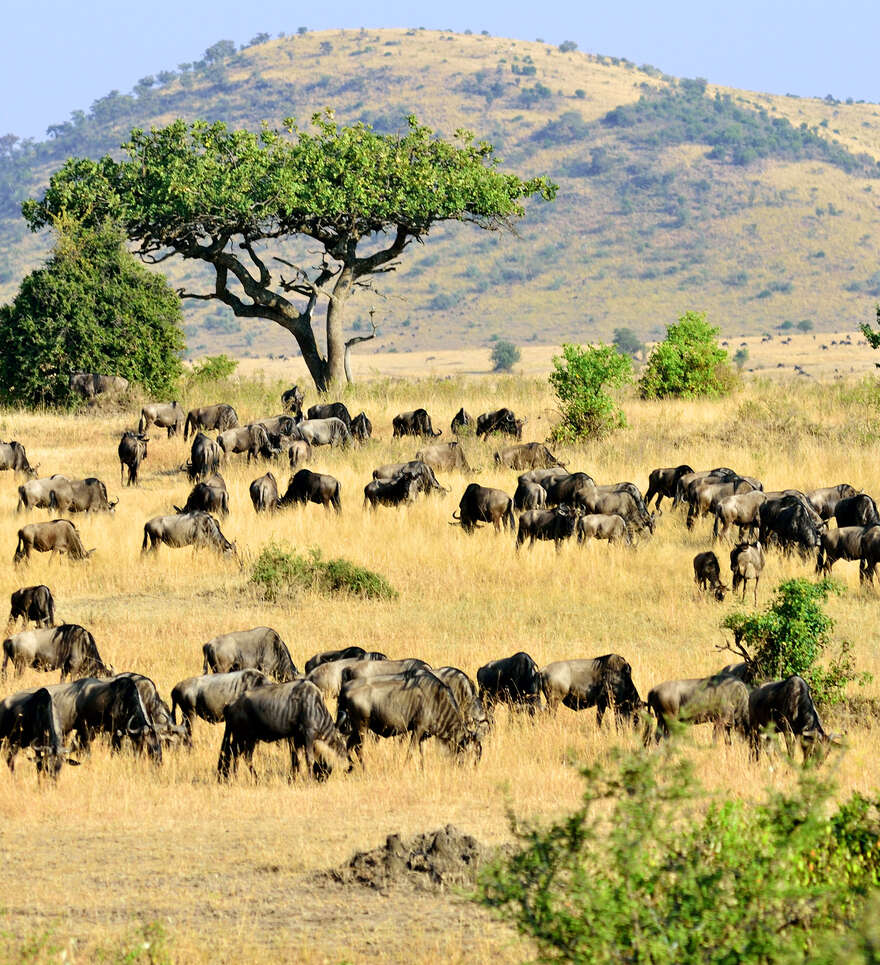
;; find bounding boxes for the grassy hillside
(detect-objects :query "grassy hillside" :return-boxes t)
[3,28,880,359]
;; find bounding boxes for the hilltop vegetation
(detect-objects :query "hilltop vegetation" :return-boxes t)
[3,28,880,357]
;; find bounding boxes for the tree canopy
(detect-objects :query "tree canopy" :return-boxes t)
[638,311,732,399]
[23,113,556,390]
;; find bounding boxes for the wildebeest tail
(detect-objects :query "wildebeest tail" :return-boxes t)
[138,412,147,434]
[712,509,721,541]
[503,500,515,532]
[202,644,213,675]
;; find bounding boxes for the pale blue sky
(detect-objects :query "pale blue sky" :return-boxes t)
[2,0,878,141]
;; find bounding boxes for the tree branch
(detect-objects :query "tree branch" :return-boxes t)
[343,315,379,384]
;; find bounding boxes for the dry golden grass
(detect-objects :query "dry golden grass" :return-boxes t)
[1,369,880,960]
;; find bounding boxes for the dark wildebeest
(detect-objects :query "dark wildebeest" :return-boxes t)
[581,489,655,538]
[686,476,761,529]
[415,442,472,473]
[51,477,117,514]
[834,493,880,529]
[287,440,312,469]
[307,402,352,429]
[2,624,112,681]
[297,417,352,447]
[281,385,305,418]
[540,655,642,726]
[141,512,235,556]
[14,520,93,564]
[184,403,240,440]
[139,402,184,437]
[188,432,222,481]
[116,672,187,747]
[494,443,564,471]
[304,647,387,675]
[175,474,229,517]
[453,484,515,534]
[0,441,37,478]
[171,669,270,740]
[644,464,694,514]
[8,585,55,629]
[807,484,858,520]
[759,493,825,557]
[17,475,72,512]
[69,372,129,399]
[202,627,298,682]
[730,541,765,604]
[477,408,525,440]
[545,472,597,511]
[217,424,270,462]
[514,479,547,512]
[392,409,442,438]
[281,469,342,513]
[363,472,419,509]
[249,472,279,513]
[577,513,630,546]
[516,506,577,551]
[645,675,750,742]
[858,526,880,585]
[477,652,542,715]
[0,687,68,777]
[254,415,298,438]
[748,675,835,762]
[518,468,571,488]
[816,525,875,576]
[450,408,474,435]
[372,461,446,495]
[218,679,346,781]
[336,670,477,766]
[693,551,727,600]
[673,467,738,510]
[350,412,372,442]
[433,666,490,738]
[118,431,149,486]
[340,658,431,686]
[712,490,767,542]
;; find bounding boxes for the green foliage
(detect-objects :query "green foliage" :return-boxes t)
[638,311,732,399]
[557,40,578,53]
[859,304,880,350]
[0,218,183,407]
[797,319,814,332]
[491,340,521,372]
[549,343,632,442]
[251,543,397,602]
[612,326,644,357]
[734,346,749,368]
[722,578,870,705]
[188,354,238,383]
[478,748,880,964]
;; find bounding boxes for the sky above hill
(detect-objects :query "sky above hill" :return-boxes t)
[2,0,879,141]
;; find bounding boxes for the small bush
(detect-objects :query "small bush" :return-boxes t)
[491,340,521,372]
[612,326,644,357]
[549,343,632,442]
[188,354,238,383]
[638,310,733,399]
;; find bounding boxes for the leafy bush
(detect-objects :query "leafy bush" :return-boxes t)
[734,346,749,368]
[478,748,880,964]
[188,354,238,382]
[491,340,521,372]
[612,326,644,357]
[638,311,733,399]
[549,343,632,441]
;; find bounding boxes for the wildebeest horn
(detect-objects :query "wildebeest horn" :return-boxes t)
[452,511,461,520]
[109,498,119,509]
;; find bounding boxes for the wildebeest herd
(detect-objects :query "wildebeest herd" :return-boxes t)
[0,385,860,782]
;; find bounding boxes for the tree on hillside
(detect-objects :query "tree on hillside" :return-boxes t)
[0,217,183,407]
[23,113,556,391]
[491,339,521,372]
[638,311,732,399]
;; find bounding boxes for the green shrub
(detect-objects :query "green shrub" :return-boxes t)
[491,340,521,372]
[549,343,632,442]
[612,326,644,358]
[638,310,733,399]
[188,354,238,383]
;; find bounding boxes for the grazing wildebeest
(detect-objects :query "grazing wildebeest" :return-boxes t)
[540,655,642,725]
[693,551,727,600]
[2,624,111,681]
[748,675,834,762]
[307,402,352,429]
[0,686,69,777]
[171,669,270,739]
[139,402,184,437]
[545,472,597,510]
[202,627,298,681]
[730,542,765,604]
[188,433,222,481]
[141,512,235,555]
[363,472,419,510]
[118,431,149,486]
[304,647,387,675]
[372,461,446,495]
[296,417,352,448]
[51,477,117,514]
[577,513,629,546]
[686,476,760,529]
[494,443,564,471]
[307,658,375,700]
[712,490,767,542]
[644,464,694,513]
[674,468,738,510]
[0,441,37,478]
[337,670,477,766]
[184,404,240,440]
[816,525,875,576]
[516,506,577,551]
[217,424,270,462]
[433,666,490,738]
[253,415,298,439]
[175,474,229,517]
[340,658,431,686]
[477,652,542,714]
[759,494,825,557]
[834,493,880,529]
[518,468,571,488]
[350,412,372,442]
[249,472,279,513]
[280,469,342,512]
[453,484,515,534]
[116,672,187,747]
[858,526,880,585]
[477,408,525,440]
[218,679,346,781]
[581,489,655,537]
[17,475,71,512]
[287,440,312,469]
[69,372,129,400]
[14,520,93,564]
[450,408,474,435]
[281,385,305,417]
[646,675,750,742]
[392,409,442,438]
[513,480,547,512]
[8,585,55,629]
[807,484,858,520]
[415,442,472,473]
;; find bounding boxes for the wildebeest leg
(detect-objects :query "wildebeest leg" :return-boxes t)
[753,576,759,607]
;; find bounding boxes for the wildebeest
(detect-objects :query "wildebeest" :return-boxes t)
[350,412,372,442]
[287,440,312,469]
[340,658,431,687]
[281,385,305,417]
[807,483,858,520]
[372,461,446,495]
[364,472,419,509]
[51,477,117,514]
[69,372,129,400]
[450,408,474,435]
[297,417,352,448]
[834,493,880,529]
[2,624,112,680]
[518,467,571,488]
[202,627,298,682]
[545,472,596,511]
[816,525,876,576]
[540,655,642,725]
[217,424,270,462]
[432,666,490,738]
[307,402,352,429]
[139,401,184,437]
[0,441,37,478]
[693,551,727,600]
[281,469,342,512]
[516,506,577,551]
[218,679,346,781]
[304,647,387,675]
[14,520,93,564]
[686,476,760,529]
[188,432,222,481]
[477,652,542,714]
[453,484,515,534]
[644,464,694,513]
[858,526,880,585]
[118,431,149,486]
[392,409,442,438]
[141,512,235,556]
[184,403,240,440]
[171,669,270,739]
[674,468,738,510]
[581,489,655,537]
[249,472,279,513]
[17,475,72,512]
[0,686,68,777]
[748,675,834,762]
[646,675,750,742]
[759,494,825,557]
[577,513,629,546]
[477,408,525,440]
[514,479,547,512]
[415,442,473,473]
[307,658,375,699]
[730,541,765,604]
[174,474,229,517]
[494,443,564,471]
[712,490,767,542]
[9,585,55,629]
[115,672,186,747]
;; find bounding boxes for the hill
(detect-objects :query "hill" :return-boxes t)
[3,27,880,359]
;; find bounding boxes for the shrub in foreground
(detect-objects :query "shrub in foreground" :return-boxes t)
[638,310,733,399]
[549,342,632,442]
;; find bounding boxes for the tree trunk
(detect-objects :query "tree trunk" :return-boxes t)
[280,314,330,393]
[325,266,355,388]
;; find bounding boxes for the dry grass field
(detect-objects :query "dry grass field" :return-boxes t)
[1,367,880,962]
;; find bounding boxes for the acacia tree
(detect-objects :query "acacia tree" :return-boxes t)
[23,113,556,391]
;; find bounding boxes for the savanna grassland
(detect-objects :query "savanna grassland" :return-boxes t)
[1,366,880,963]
